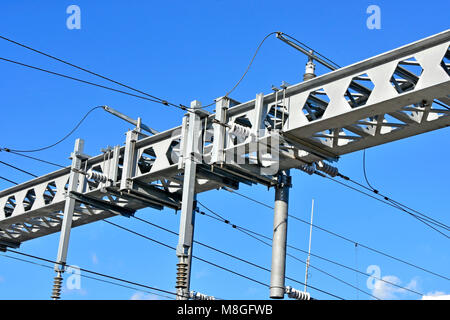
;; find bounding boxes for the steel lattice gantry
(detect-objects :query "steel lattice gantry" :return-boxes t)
[0,30,449,298]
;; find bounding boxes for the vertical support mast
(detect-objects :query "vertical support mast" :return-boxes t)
[51,138,85,300]
[175,100,202,300]
[270,170,291,299]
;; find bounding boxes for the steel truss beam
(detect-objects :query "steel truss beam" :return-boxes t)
[0,30,448,248]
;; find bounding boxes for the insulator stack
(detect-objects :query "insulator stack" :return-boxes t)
[230,123,251,140]
[51,273,63,300]
[175,262,188,290]
[285,286,311,300]
[316,161,339,177]
[87,171,108,183]
[189,291,215,300]
[298,164,316,175]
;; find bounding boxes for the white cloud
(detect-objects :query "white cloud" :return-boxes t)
[130,291,159,300]
[422,291,450,300]
[371,275,418,300]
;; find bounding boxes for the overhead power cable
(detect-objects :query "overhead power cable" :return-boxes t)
[0,106,102,153]
[362,149,377,192]
[223,187,450,282]
[0,175,18,185]
[201,31,278,109]
[0,35,187,110]
[110,217,344,300]
[0,149,65,168]
[322,174,449,239]
[0,160,37,177]
[0,57,170,104]
[103,220,268,289]
[358,151,449,232]
[134,215,394,298]
[201,30,342,109]
[235,225,380,300]
[6,249,184,299]
[1,254,174,300]
[280,32,450,237]
[196,202,393,300]
[343,175,450,232]
[232,217,422,296]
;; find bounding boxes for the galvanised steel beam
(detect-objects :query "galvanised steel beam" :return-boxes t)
[0,30,448,248]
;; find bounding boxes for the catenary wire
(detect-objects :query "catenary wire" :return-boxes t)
[0,106,102,153]
[235,226,380,300]
[0,175,18,185]
[1,155,344,296]
[357,152,449,231]
[136,214,416,298]
[110,216,344,300]
[0,57,168,105]
[0,149,66,168]
[222,187,450,281]
[0,160,37,177]
[200,31,278,109]
[1,254,174,300]
[196,202,420,299]
[0,32,442,296]
[0,35,187,110]
[321,174,449,238]
[6,249,185,299]
[281,34,450,235]
[104,219,269,289]
[363,149,377,192]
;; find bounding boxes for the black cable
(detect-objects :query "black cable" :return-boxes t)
[197,200,228,221]
[0,35,187,110]
[223,187,450,282]
[103,219,267,290]
[0,106,102,153]
[235,227,380,300]
[128,216,344,300]
[342,175,450,232]
[201,31,278,109]
[433,99,450,110]
[0,160,38,177]
[133,216,280,280]
[1,254,174,300]
[0,175,18,185]
[323,174,449,239]
[362,149,378,193]
[7,249,182,298]
[0,57,168,104]
[197,203,384,299]
[0,149,65,168]
[228,218,422,296]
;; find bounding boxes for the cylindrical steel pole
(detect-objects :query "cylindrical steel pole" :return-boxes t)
[270,170,291,299]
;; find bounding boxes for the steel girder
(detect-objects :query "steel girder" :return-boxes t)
[0,29,449,247]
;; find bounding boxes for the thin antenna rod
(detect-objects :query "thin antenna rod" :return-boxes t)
[304,198,314,292]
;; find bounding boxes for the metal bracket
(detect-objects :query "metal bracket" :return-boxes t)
[0,239,20,252]
[70,191,136,217]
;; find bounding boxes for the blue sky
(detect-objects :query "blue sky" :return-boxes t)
[0,0,449,300]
